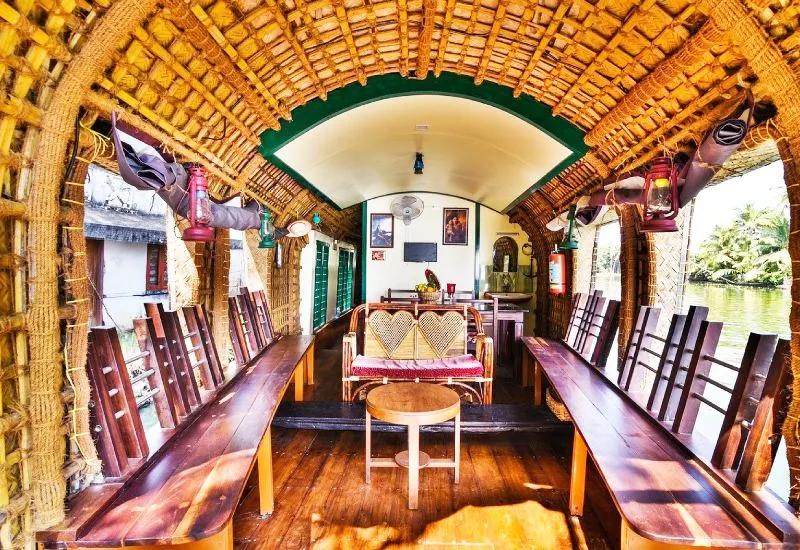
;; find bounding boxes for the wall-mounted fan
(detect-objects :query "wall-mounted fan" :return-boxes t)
[390,195,424,226]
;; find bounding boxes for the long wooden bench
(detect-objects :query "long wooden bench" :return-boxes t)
[523,335,800,548]
[38,290,313,549]
[39,334,313,549]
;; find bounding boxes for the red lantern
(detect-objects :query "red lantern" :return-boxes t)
[641,156,679,233]
[182,165,215,242]
[549,251,566,296]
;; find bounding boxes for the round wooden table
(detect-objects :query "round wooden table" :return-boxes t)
[365,383,461,510]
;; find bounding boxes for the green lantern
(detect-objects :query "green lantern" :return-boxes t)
[259,208,275,249]
[559,205,579,251]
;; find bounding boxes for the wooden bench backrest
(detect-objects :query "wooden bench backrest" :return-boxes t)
[563,291,619,368]
[610,305,792,496]
[352,303,483,359]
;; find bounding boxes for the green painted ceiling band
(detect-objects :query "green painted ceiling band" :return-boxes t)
[258,72,589,213]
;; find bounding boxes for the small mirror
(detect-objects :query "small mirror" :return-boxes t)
[492,237,518,273]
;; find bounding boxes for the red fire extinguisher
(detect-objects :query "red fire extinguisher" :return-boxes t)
[549,248,566,296]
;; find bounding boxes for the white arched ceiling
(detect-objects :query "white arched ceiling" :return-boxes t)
[273,95,572,212]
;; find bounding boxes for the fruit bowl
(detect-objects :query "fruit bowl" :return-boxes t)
[418,290,441,304]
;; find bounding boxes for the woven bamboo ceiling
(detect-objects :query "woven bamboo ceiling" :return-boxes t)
[82,0,790,240]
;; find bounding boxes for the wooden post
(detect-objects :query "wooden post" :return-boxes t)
[294,362,304,402]
[305,342,315,385]
[408,421,420,510]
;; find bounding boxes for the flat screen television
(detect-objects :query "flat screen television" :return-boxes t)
[404,242,437,263]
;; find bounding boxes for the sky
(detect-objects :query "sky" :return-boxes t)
[689,161,787,252]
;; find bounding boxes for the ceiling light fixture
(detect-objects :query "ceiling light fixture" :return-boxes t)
[413,152,424,175]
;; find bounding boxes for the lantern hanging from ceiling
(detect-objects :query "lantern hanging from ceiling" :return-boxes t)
[559,205,579,251]
[182,165,215,242]
[641,156,679,233]
[413,152,424,175]
[259,207,275,248]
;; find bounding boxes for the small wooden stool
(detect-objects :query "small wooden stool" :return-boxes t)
[365,382,461,509]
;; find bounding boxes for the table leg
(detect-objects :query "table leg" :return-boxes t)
[306,342,315,385]
[408,421,419,510]
[454,413,460,484]
[257,427,273,517]
[533,360,543,407]
[365,411,371,484]
[514,320,523,384]
[522,349,530,387]
[570,429,587,517]
[294,362,304,401]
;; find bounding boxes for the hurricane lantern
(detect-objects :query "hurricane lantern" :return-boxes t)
[312,212,322,225]
[182,165,215,242]
[559,205,579,251]
[259,207,276,249]
[414,152,424,175]
[641,156,679,233]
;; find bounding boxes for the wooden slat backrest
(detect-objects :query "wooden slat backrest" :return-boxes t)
[573,292,604,353]
[251,290,276,340]
[588,299,620,368]
[145,303,202,412]
[87,328,149,479]
[136,314,190,420]
[736,339,791,491]
[672,320,724,434]
[228,296,249,365]
[657,305,709,423]
[193,304,226,384]
[234,294,261,357]
[132,318,178,429]
[617,306,661,391]
[646,313,688,412]
[564,293,587,346]
[181,306,222,390]
[711,333,779,469]
[239,286,267,349]
[575,297,618,365]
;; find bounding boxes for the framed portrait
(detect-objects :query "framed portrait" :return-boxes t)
[443,208,468,245]
[370,213,394,248]
[371,250,385,261]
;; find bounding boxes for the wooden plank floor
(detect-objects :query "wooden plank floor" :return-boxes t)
[233,428,613,549]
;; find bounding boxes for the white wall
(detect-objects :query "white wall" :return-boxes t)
[86,164,167,215]
[299,230,357,334]
[366,193,475,302]
[99,240,168,330]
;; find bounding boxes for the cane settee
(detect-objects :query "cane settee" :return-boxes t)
[342,303,494,403]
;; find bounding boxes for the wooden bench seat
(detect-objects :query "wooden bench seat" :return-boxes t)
[38,335,314,549]
[524,336,797,548]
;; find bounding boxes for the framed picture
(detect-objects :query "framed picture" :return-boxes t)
[371,250,385,261]
[370,213,394,248]
[443,208,468,245]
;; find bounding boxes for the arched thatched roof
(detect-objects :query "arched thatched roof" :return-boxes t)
[73,0,781,240]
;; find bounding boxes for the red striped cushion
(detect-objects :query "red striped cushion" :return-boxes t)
[351,354,484,378]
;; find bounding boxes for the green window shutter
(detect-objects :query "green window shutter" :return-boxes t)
[336,249,354,313]
[313,241,330,330]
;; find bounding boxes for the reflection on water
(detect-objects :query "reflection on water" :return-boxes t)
[684,282,791,362]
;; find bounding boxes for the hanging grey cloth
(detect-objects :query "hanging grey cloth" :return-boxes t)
[111,112,262,231]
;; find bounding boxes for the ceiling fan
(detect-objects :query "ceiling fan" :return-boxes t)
[390,195,424,226]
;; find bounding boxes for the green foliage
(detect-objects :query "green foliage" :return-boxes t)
[689,204,790,287]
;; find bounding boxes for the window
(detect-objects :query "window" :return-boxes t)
[313,241,330,330]
[336,249,354,314]
[146,244,168,292]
